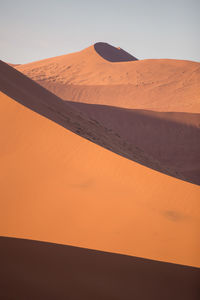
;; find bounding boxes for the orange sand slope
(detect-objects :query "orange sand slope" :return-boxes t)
[0,63,200,267]
[1,237,200,300]
[16,42,200,112]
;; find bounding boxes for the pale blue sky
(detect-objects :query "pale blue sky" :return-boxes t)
[0,0,199,63]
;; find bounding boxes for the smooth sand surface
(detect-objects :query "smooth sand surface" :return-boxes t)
[16,42,200,113]
[0,62,200,268]
[1,237,200,300]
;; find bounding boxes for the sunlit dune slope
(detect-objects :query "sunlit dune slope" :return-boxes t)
[0,63,200,267]
[16,42,200,112]
[1,237,199,300]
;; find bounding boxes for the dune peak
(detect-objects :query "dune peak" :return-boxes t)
[93,42,138,62]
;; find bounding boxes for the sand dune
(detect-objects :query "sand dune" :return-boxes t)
[14,43,200,185]
[8,49,200,185]
[4,60,199,186]
[0,61,200,268]
[1,60,174,182]
[1,237,199,300]
[16,42,200,113]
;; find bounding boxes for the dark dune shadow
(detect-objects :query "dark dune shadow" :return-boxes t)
[94,42,138,62]
[0,236,199,300]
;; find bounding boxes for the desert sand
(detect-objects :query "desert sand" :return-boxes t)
[15,43,200,185]
[1,43,200,298]
[0,60,200,269]
[16,42,200,113]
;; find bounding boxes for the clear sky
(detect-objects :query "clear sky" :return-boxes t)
[0,0,199,63]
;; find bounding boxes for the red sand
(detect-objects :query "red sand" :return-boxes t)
[16,43,200,113]
[14,43,200,184]
[0,61,200,268]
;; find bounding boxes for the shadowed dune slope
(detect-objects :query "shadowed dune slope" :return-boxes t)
[66,101,200,185]
[15,43,200,112]
[94,42,138,62]
[0,62,200,267]
[1,237,200,300]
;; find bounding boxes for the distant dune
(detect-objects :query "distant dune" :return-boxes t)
[0,61,200,268]
[16,42,200,113]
